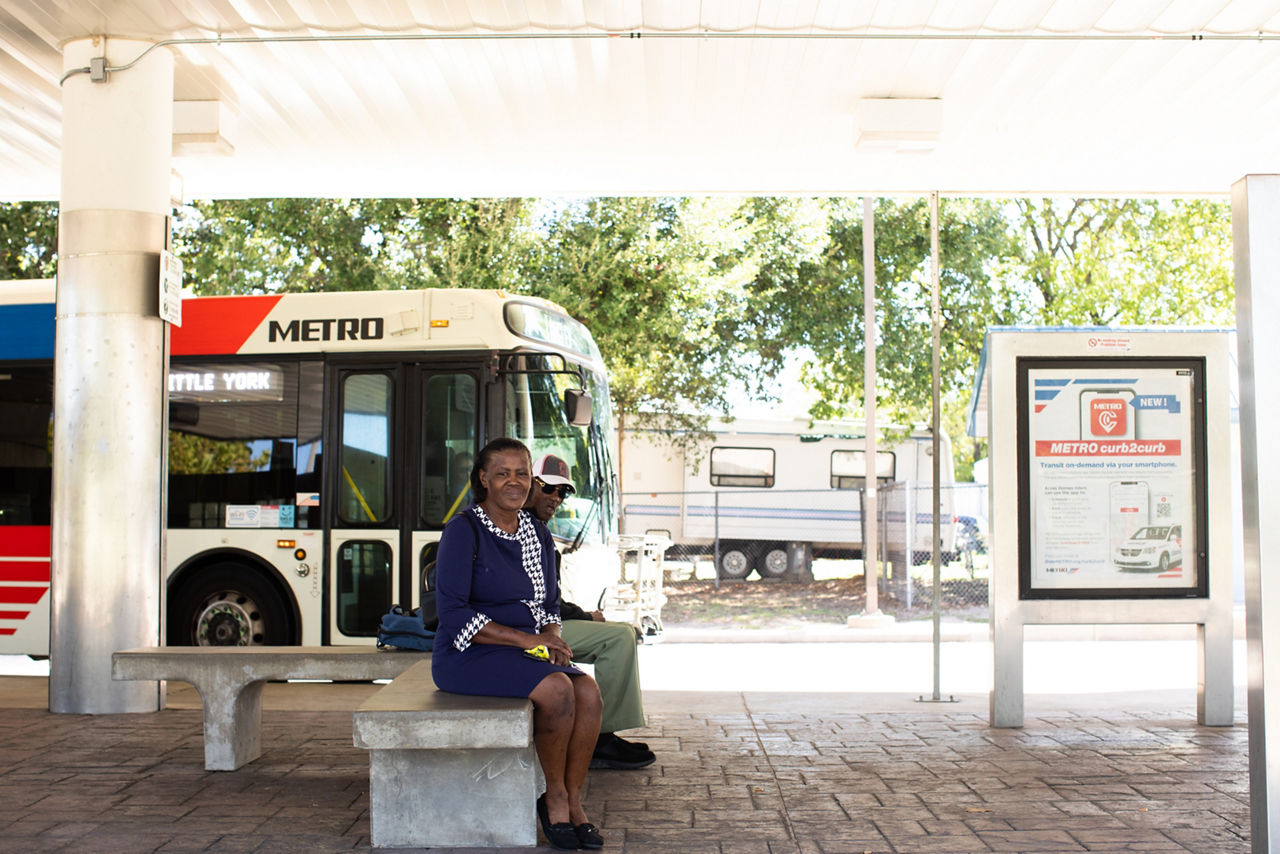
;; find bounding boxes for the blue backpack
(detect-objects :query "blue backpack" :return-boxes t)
[376,605,435,651]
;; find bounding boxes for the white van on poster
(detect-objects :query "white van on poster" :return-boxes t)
[1018,357,1207,598]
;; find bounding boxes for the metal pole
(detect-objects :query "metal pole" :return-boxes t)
[930,191,943,702]
[863,196,880,616]
[713,492,721,589]
[917,191,954,704]
[905,483,914,610]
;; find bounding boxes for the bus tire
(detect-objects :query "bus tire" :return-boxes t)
[167,562,292,647]
[719,546,753,580]
[758,545,790,579]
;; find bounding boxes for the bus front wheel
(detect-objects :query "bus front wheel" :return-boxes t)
[168,563,292,646]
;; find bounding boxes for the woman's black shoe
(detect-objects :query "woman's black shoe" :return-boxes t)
[575,822,604,850]
[536,794,581,850]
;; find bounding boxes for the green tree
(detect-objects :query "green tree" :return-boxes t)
[523,197,817,434]
[1004,198,1234,326]
[173,198,533,294]
[0,201,57,279]
[765,197,1018,426]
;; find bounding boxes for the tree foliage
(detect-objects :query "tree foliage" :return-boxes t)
[766,197,1019,428]
[523,197,825,433]
[1,194,1235,475]
[0,202,57,279]
[173,198,532,294]
[1005,198,1234,326]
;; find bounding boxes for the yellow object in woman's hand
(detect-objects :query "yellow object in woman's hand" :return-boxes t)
[524,644,550,661]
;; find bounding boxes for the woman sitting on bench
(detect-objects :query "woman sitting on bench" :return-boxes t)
[431,437,604,852]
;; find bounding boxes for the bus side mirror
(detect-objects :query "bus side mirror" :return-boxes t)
[564,388,593,427]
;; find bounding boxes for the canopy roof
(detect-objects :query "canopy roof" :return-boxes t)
[4,1,1280,200]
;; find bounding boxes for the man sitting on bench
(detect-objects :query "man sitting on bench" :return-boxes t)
[527,454,656,771]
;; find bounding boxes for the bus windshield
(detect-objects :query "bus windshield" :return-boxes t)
[503,355,607,543]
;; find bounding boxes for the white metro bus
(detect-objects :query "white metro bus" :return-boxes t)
[619,416,955,580]
[0,282,619,655]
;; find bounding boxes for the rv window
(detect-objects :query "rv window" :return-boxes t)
[830,449,896,489]
[709,446,775,488]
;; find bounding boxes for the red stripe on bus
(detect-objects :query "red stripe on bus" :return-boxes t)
[0,611,29,620]
[171,295,284,355]
[0,586,48,604]
[0,562,50,582]
[0,526,50,558]
[0,629,15,635]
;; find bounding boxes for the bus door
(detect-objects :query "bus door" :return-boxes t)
[410,369,480,608]
[326,364,478,643]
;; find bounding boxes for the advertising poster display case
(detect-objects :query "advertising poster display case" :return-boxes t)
[1016,357,1208,599]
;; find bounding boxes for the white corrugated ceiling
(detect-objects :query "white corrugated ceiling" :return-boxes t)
[3,0,1280,200]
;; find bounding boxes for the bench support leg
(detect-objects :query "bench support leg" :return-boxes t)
[196,678,264,771]
[368,746,540,848]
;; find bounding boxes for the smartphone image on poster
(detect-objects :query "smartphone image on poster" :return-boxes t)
[1079,389,1137,440]
[1110,480,1150,560]
[1151,492,1175,522]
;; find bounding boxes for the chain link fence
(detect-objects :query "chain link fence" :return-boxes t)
[621,481,991,619]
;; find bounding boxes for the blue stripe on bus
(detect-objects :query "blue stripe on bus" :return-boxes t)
[0,304,55,360]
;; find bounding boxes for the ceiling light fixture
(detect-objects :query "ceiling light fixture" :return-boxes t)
[172,100,237,157]
[855,98,943,154]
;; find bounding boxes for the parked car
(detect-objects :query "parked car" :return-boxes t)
[1113,524,1182,572]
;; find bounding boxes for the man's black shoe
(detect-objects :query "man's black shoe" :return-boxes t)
[590,733,655,770]
[611,734,650,754]
[595,732,649,757]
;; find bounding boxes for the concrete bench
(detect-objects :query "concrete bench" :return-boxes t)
[353,660,540,848]
[112,646,425,771]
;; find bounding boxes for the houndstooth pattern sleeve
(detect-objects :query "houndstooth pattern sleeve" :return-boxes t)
[453,611,491,652]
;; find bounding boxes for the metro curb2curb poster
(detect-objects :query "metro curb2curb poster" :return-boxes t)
[1021,359,1201,595]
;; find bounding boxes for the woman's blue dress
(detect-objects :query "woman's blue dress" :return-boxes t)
[431,504,582,697]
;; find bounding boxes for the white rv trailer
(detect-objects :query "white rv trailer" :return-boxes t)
[619,416,956,580]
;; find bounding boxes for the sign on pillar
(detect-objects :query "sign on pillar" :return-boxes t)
[160,249,182,327]
[978,328,1234,728]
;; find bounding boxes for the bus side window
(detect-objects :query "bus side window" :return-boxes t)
[167,359,303,529]
[0,366,54,527]
[292,361,323,529]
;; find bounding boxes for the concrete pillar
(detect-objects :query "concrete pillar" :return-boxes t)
[51,36,172,713]
[1232,174,1280,853]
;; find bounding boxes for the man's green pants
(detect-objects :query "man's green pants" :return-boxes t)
[562,619,645,734]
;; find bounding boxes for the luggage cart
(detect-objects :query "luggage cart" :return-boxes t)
[601,533,671,642]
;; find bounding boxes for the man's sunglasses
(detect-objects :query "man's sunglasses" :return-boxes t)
[534,479,573,498]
